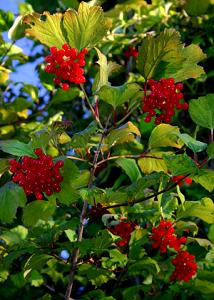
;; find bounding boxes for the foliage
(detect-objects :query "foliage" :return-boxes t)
[0,0,214,300]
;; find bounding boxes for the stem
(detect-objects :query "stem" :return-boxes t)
[210,128,213,143]
[64,115,111,300]
[0,40,16,65]
[80,84,103,129]
[116,102,140,127]
[66,155,91,164]
[113,109,117,128]
[96,153,162,167]
[104,175,191,210]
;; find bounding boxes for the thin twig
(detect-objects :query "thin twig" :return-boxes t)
[0,40,16,65]
[96,153,162,167]
[104,174,191,209]
[64,115,111,300]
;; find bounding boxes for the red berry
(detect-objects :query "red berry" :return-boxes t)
[55,160,64,168]
[184,177,192,184]
[61,83,70,90]
[34,148,43,156]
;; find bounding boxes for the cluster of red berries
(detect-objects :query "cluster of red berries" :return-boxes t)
[109,221,135,247]
[151,219,187,253]
[151,220,197,282]
[143,78,188,124]
[171,251,197,282]
[171,175,192,186]
[9,148,64,200]
[45,43,88,90]
[124,46,139,59]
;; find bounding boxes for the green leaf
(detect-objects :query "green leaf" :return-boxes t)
[177,133,207,153]
[0,125,15,139]
[193,170,214,192]
[0,225,28,245]
[0,182,27,223]
[24,254,53,276]
[27,270,44,287]
[189,94,214,129]
[0,139,36,157]
[8,15,26,40]
[129,228,147,260]
[0,65,10,84]
[137,28,206,81]
[188,238,214,250]
[51,87,80,105]
[0,158,9,176]
[70,121,97,148]
[63,2,111,50]
[93,48,108,93]
[176,220,198,236]
[78,264,115,287]
[193,279,214,295]
[207,142,214,159]
[137,28,182,80]
[138,152,169,174]
[57,159,81,205]
[163,153,198,176]
[208,224,214,243]
[23,200,56,226]
[104,121,141,150]
[102,249,128,269]
[164,44,206,82]
[21,84,39,103]
[98,83,142,109]
[116,158,141,183]
[93,48,121,93]
[184,0,210,16]
[24,11,66,48]
[128,257,160,276]
[177,198,214,224]
[65,229,77,242]
[148,124,183,149]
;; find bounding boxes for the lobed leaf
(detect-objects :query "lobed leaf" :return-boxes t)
[63,2,111,50]
[24,11,66,48]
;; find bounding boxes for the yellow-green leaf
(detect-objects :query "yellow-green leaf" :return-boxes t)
[0,66,10,84]
[24,11,66,48]
[63,2,111,50]
[149,124,183,149]
[138,152,170,174]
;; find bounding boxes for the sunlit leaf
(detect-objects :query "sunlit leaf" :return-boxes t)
[63,2,111,50]
[24,11,66,48]
[148,124,183,149]
[193,170,214,192]
[138,152,169,174]
[0,139,36,157]
[98,83,142,109]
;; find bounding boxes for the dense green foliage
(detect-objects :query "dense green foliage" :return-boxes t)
[0,1,214,299]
